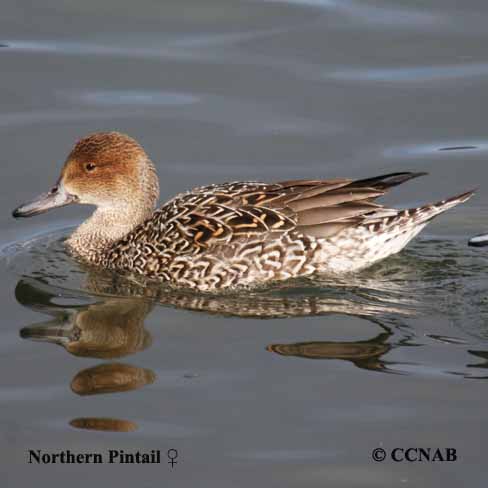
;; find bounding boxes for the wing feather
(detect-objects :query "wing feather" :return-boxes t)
[297,203,379,226]
[160,172,424,250]
[287,188,384,212]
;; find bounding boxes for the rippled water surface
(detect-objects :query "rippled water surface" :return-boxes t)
[2,1,488,486]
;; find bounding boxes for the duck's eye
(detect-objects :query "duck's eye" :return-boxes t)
[85,163,96,172]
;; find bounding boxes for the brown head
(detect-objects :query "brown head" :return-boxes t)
[12,131,160,218]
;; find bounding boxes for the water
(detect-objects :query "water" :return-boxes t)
[1,0,488,486]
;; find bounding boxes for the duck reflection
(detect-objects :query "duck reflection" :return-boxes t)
[69,417,137,432]
[70,363,156,396]
[16,279,155,432]
[16,274,414,432]
[267,331,394,373]
[18,287,152,359]
[76,262,416,319]
[17,274,409,370]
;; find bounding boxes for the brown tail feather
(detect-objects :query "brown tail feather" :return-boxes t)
[407,189,475,224]
[353,171,428,190]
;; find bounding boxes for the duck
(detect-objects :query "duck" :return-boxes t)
[12,131,473,291]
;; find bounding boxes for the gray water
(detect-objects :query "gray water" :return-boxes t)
[1,1,488,486]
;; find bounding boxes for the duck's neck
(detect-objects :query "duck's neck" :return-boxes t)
[66,205,149,262]
[66,157,160,263]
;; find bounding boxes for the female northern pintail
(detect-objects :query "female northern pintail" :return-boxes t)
[13,132,473,291]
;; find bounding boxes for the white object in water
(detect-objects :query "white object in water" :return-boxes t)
[468,234,488,247]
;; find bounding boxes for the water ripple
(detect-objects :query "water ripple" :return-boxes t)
[384,140,488,159]
[327,63,488,83]
[76,90,199,106]
[0,92,338,137]
[265,0,442,28]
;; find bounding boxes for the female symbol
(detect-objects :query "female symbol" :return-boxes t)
[167,449,178,467]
